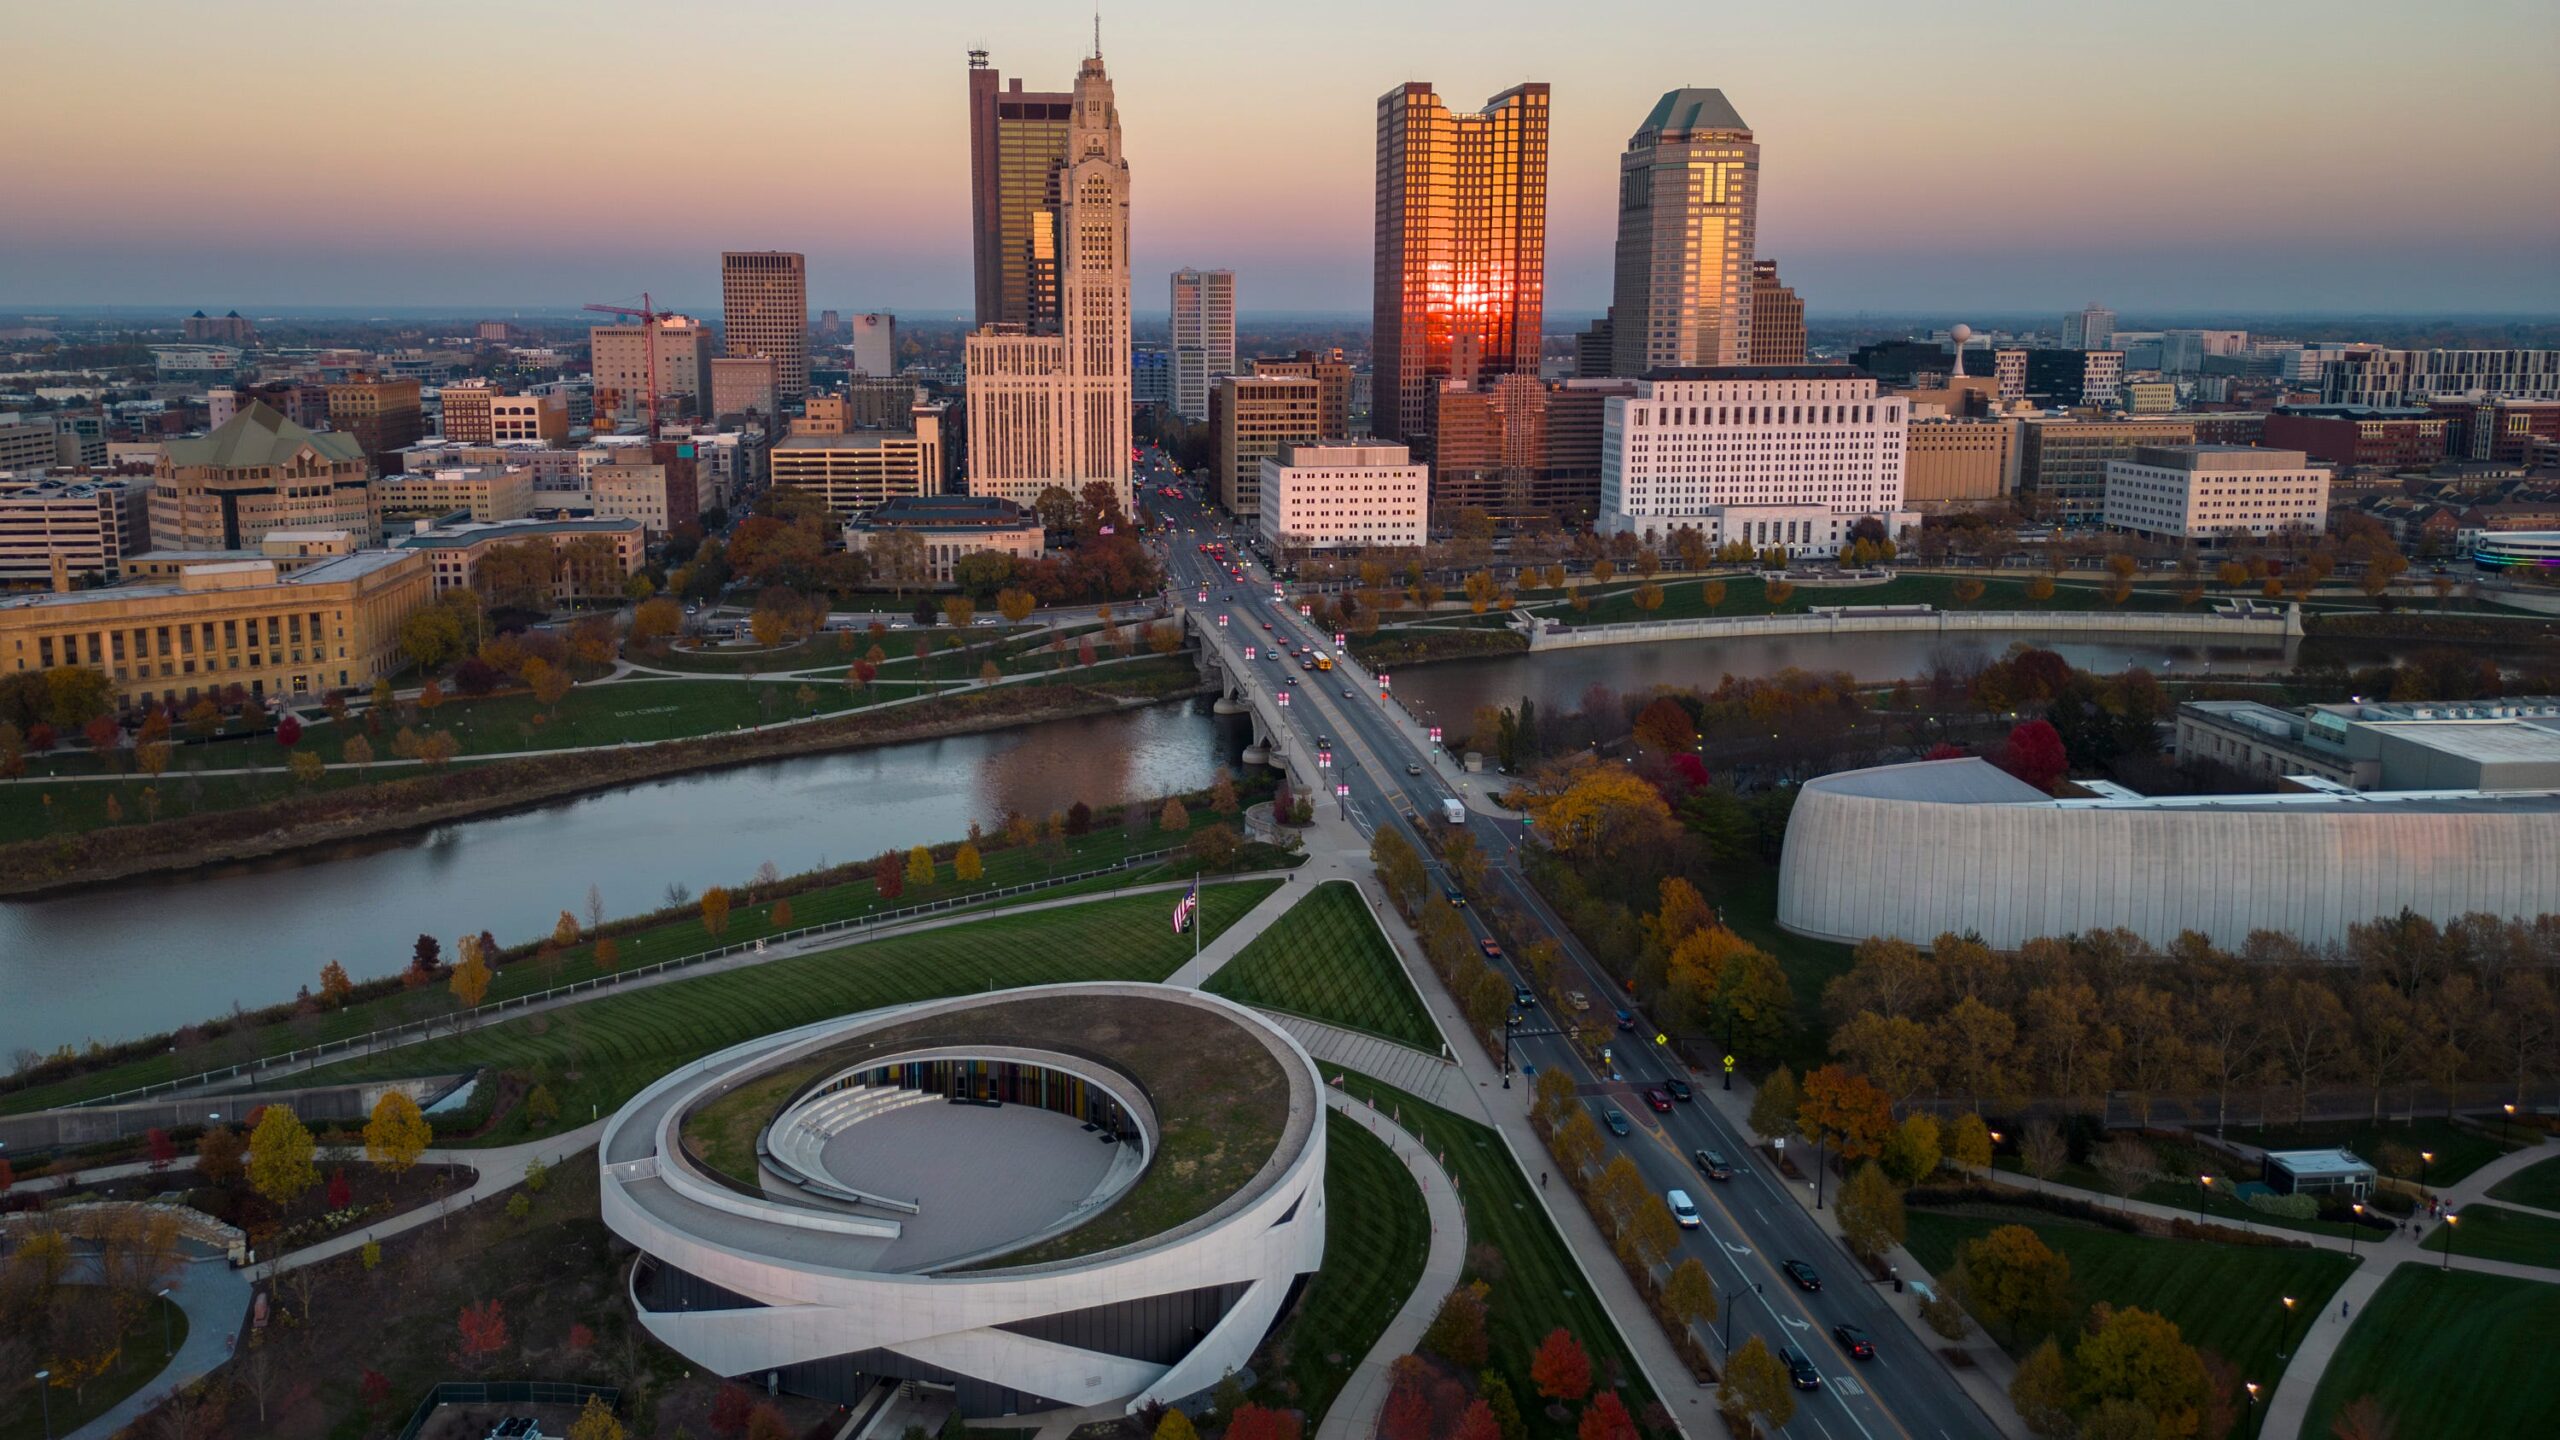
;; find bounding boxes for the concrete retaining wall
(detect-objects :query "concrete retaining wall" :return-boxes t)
[1522,605,2301,652]
[1,1200,249,1264]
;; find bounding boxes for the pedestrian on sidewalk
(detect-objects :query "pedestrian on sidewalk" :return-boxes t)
[2341,1299,2351,1321]
[1540,1171,1548,1188]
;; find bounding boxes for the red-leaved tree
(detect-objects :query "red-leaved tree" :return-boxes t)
[1924,742,1968,762]
[146,1128,177,1171]
[1381,1357,1435,1440]
[567,1322,595,1352]
[1996,718,2068,793]
[872,849,905,900]
[1578,1392,1638,1440]
[1454,1399,1504,1440]
[708,1384,755,1439]
[359,1368,392,1410]
[276,714,303,748]
[1224,1404,1303,1440]
[1531,1327,1594,1402]
[326,1167,353,1211]
[457,1299,509,1363]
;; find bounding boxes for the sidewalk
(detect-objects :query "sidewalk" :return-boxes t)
[1314,1091,1466,1440]
[61,1243,251,1440]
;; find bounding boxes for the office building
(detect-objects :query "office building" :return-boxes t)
[183,309,256,346]
[1258,441,1428,552]
[849,313,898,376]
[2062,303,2116,351]
[391,440,580,491]
[843,495,1045,585]
[324,376,423,468]
[374,465,534,526]
[151,345,243,379]
[2174,696,2560,793]
[968,51,1076,329]
[2102,445,2330,542]
[488,392,569,445]
[1433,374,1547,521]
[711,356,781,419]
[1995,347,2028,406]
[2121,380,2178,414]
[1542,378,1639,525]
[152,402,375,552]
[1573,319,1614,380]
[2434,396,2560,464]
[392,516,645,602]
[1132,346,1173,412]
[2322,349,2560,407]
[1746,260,1804,365]
[1170,268,1236,423]
[0,424,63,473]
[1211,374,1321,519]
[0,546,430,707]
[2263,405,2450,471]
[965,50,1132,514]
[2161,329,2248,373]
[1902,418,2015,505]
[0,474,153,589]
[1776,758,2559,952]
[1607,89,1756,378]
[721,251,809,404]
[591,446,704,537]
[438,380,499,443]
[591,315,714,424]
[1374,81,1549,455]
[771,404,950,519]
[1596,365,1913,556]
[2018,348,2125,408]
[1249,351,1354,439]
[2014,415,2197,523]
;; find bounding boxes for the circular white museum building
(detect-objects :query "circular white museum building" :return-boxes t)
[598,983,1327,1418]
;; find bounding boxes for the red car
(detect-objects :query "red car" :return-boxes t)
[1643,1087,1673,1113]
[1477,936,1503,960]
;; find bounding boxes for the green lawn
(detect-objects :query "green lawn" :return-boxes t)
[2424,1204,2560,1266]
[2488,1153,2560,1210]
[1208,880,1440,1050]
[0,821,1208,1115]
[1547,573,2203,629]
[290,882,1281,1145]
[1991,1139,2379,1243]
[1336,1072,1659,1438]
[0,1292,185,1440]
[418,676,932,756]
[2230,1117,2519,1187]
[2302,1267,2560,1440]
[1902,1208,2356,1388]
[1257,1110,1433,1424]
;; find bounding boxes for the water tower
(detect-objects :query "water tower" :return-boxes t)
[1949,323,1973,378]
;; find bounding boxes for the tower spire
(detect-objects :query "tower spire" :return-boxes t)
[1093,9,1101,57]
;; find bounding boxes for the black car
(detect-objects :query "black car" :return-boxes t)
[1664,1078,1692,1103]
[1778,1344,1822,1391]
[1782,1259,1822,1292]
[1833,1323,1875,1361]
[1602,1108,1631,1137]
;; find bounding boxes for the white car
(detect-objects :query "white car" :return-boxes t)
[1667,1189,1701,1229]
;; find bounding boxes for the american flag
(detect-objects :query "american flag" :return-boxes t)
[1172,876,1199,933]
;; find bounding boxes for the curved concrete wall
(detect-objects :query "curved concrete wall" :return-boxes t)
[1778,765,2560,950]
[598,984,1327,1417]
[1523,605,2298,652]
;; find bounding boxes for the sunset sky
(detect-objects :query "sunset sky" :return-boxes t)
[6,0,2556,317]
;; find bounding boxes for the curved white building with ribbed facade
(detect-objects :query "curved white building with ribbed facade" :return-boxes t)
[598,984,1326,1419]
[1777,758,2560,950]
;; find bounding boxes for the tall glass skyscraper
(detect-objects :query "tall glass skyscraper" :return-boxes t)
[1608,90,1758,377]
[967,50,1073,332]
[1372,82,1549,461]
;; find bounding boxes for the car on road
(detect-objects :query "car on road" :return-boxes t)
[1513,985,1535,1008]
[1343,687,1357,698]
[1778,1345,1822,1391]
[1693,1148,1732,1181]
[1261,620,1272,629]
[1614,1009,1636,1031]
[1566,989,1590,1011]
[1601,1108,1631,1137]
[1406,762,1424,775]
[1832,1323,1875,1360]
[1443,884,1466,907]
[1666,1189,1700,1228]
[1664,1078,1692,1103]
[1782,1259,1822,1292]
[1642,1087,1673,1113]
[1478,936,1503,960]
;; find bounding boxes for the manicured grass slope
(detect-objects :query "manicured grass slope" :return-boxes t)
[2487,1152,2560,1209]
[1257,1110,1432,1423]
[2421,1204,2560,1265]
[1552,573,2197,628]
[1208,880,1440,1050]
[1902,1209,2356,1389]
[2302,1267,2560,1440]
[295,883,1280,1143]
[0,1294,185,1440]
[1337,1072,1658,1438]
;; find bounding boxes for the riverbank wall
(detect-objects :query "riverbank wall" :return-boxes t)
[0,669,1216,900]
[1519,605,2301,653]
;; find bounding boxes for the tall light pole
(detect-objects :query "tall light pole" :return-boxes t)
[157,1286,174,1356]
[2441,1211,2459,1271]
[2244,1382,2260,1439]
[2420,1149,2434,1198]
[2503,1102,2517,1144]
[2276,1296,2297,1360]
[34,1369,52,1440]
[2198,1172,2212,1224]
[2349,1203,2364,1259]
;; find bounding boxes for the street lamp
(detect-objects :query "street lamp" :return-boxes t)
[2276,1296,2297,1360]
[2441,1211,2459,1272]
[2244,1382,2260,1439]
[2198,1173,2212,1223]
[34,1369,52,1440]
[2420,1149,2434,1197]
[2349,1203,2364,1258]
[1723,1281,1763,1353]
[157,1286,174,1356]
[2503,1103,2517,1144]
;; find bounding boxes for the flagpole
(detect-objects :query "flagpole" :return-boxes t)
[1193,872,1202,958]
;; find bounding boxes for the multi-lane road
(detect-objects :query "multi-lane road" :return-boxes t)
[1142,472,2000,1440]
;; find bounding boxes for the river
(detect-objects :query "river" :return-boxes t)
[0,702,1252,1060]
[0,625,2333,1059]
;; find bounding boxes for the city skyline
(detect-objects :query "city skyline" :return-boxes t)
[6,1,2554,315]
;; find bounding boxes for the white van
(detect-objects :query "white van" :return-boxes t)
[1667,1189,1701,1229]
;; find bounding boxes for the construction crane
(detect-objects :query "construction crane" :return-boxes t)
[583,292,666,438]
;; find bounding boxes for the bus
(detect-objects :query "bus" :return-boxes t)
[1313,651,1334,671]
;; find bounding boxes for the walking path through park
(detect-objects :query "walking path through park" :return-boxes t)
[58,1239,250,1440]
[1313,1090,1466,1440]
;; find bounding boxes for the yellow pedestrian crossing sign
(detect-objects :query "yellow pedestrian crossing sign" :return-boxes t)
[1722,1054,1736,1072]
[1654,1032,1668,1046]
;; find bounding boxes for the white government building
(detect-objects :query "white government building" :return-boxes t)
[1777,757,2560,951]
[1596,364,1917,557]
[1256,441,1428,552]
[598,984,1326,1421]
[2101,444,2331,542]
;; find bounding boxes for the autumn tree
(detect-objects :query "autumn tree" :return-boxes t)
[1701,579,1727,614]
[1662,1255,1718,1330]
[567,1394,627,1440]
[1153,1409,1200,1440]
[365,1090,432,1180]
[1958,1223,2074,1343]
[1799,1064,1893,1162]
[1882,1112,1943,1185]
[2071,1306,2210,1437]
[1530,1327,1593,1402]
[248,1103,318,1208]
[197,1124,245,1186]
[1159,796,1191,833]
[457,1297,510,1366]
[907,844,936,888]
[1836,1160,1907,1263]
[1422,1279,1492,1367]
[1952,576,1987,607]
[1224,1405,1302,1440]
[319,959,355,1008]
[1748,1063,1800,1140]
[2010,1338,2073,1437]
[701,885,733,937]
[1632,697,1697,755]
[2018,1119,2068,1181]
[953,842,984,882]
[1719,1336,1795,1435]
[449,936,493,1010]
[997,588,1037,624]
[1577,1393,1637,1440]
